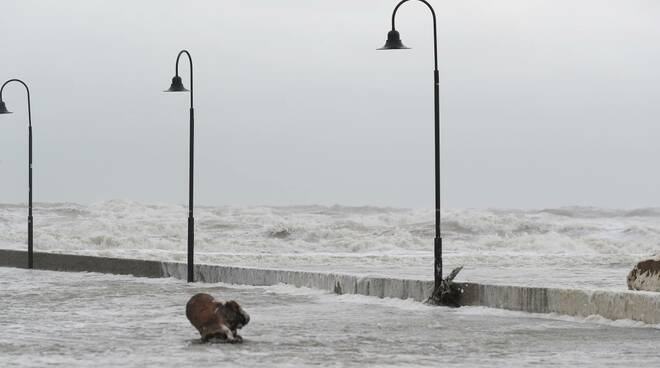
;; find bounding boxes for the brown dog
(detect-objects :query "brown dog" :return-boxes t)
[186,293,250,343]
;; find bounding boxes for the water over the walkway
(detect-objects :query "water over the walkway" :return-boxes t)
[1,267,659,367]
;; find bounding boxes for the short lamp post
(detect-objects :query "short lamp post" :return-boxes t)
[378,0,443,289]
[164,50,195,282]
[0,79,34,269]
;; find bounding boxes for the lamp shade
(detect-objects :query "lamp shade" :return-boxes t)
[0,100,12,114]
[164,76,188,92]
[377,30,410,50]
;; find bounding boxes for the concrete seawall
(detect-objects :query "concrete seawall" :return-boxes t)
[2,249,659,324]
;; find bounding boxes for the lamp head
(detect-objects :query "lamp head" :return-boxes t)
[377,30,410,50]
[0,100,12,114]
[164,75,188,92]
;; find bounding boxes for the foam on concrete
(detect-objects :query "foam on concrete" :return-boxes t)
[2,249,659,324]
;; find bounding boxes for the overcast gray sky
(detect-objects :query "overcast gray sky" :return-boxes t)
[1,0,659,209]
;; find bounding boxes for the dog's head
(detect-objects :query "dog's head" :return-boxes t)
[218,300,250,332]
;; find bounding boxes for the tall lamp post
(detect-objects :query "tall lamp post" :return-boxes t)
[0,79,34,269]
[164,50,195,282]
[378,0,443,289]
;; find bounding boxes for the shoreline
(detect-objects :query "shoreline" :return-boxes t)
[2,248,658,324]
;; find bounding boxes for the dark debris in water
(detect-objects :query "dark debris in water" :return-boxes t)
[268,228,293,239]
[426,266,464,308]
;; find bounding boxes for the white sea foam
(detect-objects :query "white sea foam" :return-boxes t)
[1,200,657,288]
[454,306,660,330]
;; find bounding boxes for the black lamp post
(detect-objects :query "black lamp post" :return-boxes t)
[164,50,195,282]
[379,0,443,289]
[0,79,34,269]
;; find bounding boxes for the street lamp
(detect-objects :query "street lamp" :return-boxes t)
[164,50,195,282]
[378,1,444,292]
[0,79,34,269]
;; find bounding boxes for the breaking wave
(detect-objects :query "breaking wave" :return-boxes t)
[1,201,659,256]
[1,201,658,288]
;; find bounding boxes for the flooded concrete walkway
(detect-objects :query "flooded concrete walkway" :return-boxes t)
[2,267,660,367]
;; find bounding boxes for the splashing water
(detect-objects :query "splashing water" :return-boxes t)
[1,200,658,289]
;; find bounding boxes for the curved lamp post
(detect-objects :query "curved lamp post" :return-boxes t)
[0,79,34,269]
[378,0,443,289]
[164,50,195,282]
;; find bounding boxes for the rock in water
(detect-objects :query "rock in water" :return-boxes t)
[627,255,660,292]
[186,293,250,343]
